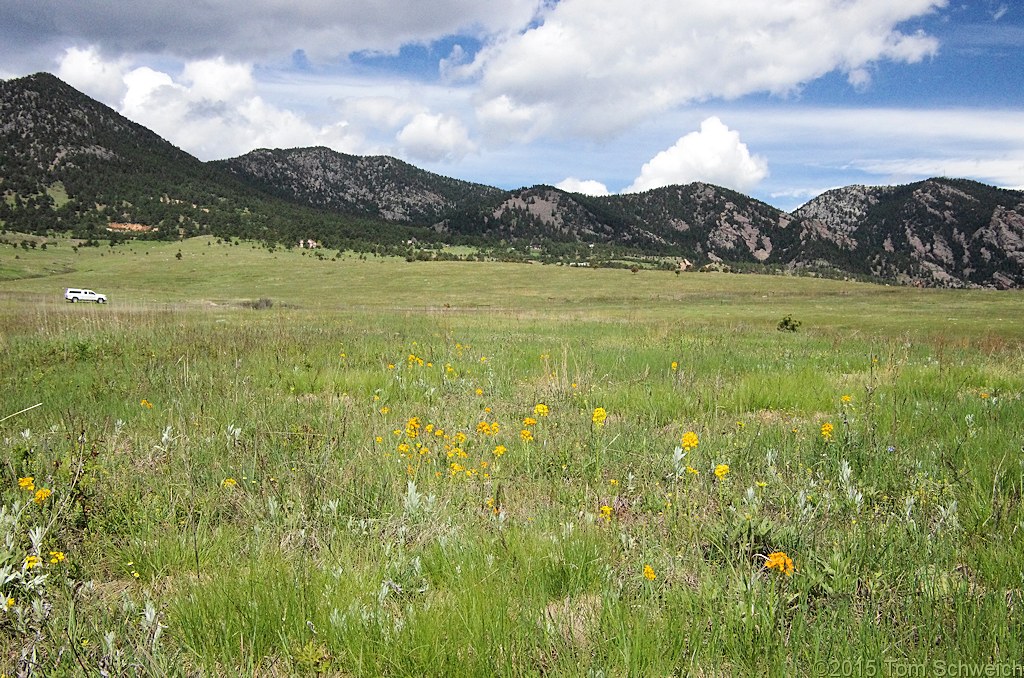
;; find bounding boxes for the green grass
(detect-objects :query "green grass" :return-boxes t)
[0,236,1022,675]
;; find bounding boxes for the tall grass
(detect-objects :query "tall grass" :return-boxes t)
[0,238,1021,675]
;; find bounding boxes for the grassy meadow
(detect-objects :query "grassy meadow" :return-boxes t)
[1,236,1023,676]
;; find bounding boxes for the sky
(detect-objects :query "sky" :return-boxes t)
[1,0,1022,211]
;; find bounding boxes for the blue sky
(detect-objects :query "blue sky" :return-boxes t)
[1,0,1021,210]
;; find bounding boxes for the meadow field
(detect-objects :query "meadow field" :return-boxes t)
[0,236,1022,676]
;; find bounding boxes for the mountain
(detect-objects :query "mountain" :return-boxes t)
[212,135,1024,288]
[793,179,1024,288]
[0,73,433,249]
[0,72,238,233]
[3,72,1024,288]
[213,147,504,223]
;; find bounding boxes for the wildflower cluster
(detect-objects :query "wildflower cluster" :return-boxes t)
[380,401,547,481]
[821,422,834,441]
[19,476,52,505]
[680,431,699,451]
[764,551,795,577]
[3,473,73,635]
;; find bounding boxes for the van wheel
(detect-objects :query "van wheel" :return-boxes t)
[70,297,78,303]
[97,299,106,304]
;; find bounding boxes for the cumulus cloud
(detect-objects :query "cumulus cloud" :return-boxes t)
[625,117,768,193]
[555,178,610,196]
[396,112,475,162]
[57,49,367,159]
[460,0,945,139]
[56,46,130,103]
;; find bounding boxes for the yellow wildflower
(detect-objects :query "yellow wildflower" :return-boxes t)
[493,445,507,457]
[33,488,52,505]
[764,551,795,576]
[24,555,42,570]
[592,407,608,426]
[680,431,699,451]
[599,505,613,522]
[671,361,678,371]
[475,388,484,396]
[523,416,537,426]
[643,564,656,581]
[685,465,699,476]
[48,551,65,564]
[222,478,237,488]
[840,394,852,403]
[714,464,730,480]
[140,399,153,409]
[534,403,549,417]
[18,477,34,491]
[520,429,534,442]
[821,422,834,441]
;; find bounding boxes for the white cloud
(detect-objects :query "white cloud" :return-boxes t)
[711,105,1024,201]
[625,117,768,193]
[847,68,873,91]
[341,95,426,130]
[854,157,1024,190]
[56,46,129,103]
[475,95,551,144]
[396,112,475,162]
[555,178,610,196]
[58,49,368,159]
[459,0,945,139]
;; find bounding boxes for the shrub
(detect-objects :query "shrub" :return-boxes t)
[777,315,802,332]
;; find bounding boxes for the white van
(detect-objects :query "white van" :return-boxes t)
[64,288,107,303]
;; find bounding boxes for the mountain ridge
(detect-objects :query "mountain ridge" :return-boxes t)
[3,72,1024,288]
